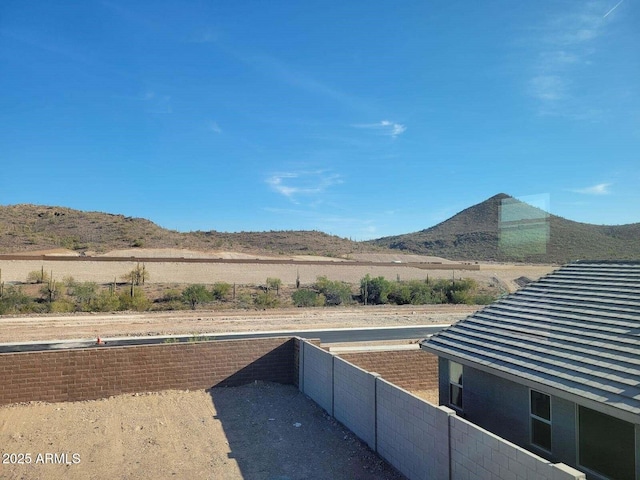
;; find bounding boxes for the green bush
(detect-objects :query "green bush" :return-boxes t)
[50,298,76,313]
[254,291,280,308]
[266,278,282,294]
[92,290,122,312]
[360,275,393,304]
[0,286,33,314]
[315,276,353,306]
[292,289,324,307]
[26,269,50,284]
[70,282,98,310]
[212,282,232,300]
[473,293,497,305]
[181,284,212,310]
[118,289,151,311]
[161,289,183,302]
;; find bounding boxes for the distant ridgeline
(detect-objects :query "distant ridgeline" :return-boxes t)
[1,196,639,264]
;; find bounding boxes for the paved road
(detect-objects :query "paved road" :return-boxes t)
[0,325,447,353]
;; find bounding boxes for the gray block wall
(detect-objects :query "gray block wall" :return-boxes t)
[450,415,585,480]
[376,378,450,480]
[333,357,378,449]
[301,342,334,415]
[299,340,586,480]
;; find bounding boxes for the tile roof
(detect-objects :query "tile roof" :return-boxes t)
[420,261,640,418]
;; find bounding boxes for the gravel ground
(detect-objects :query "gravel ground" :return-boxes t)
[0,383,405,480]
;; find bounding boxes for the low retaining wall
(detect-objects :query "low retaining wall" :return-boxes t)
[0,337,295,405]
[299,340,586,480]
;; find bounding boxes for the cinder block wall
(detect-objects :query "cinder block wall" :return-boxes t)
[301,342,334,414]
[333,357,378,450]
[338,350,438,390]
[0,337,295,406]
[300,340,587,480]
[449,415,586,480]
[376,378,450,480]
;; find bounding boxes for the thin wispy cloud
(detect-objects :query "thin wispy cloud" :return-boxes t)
[572,182,613,195]
[209,121,222,134]
[353,120,407,138]
[266,170,343,203]
[526,1,625,118]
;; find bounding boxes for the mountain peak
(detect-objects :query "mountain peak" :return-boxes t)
[369,193,640,263]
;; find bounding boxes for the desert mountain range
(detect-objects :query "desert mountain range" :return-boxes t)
[1,193,638,264]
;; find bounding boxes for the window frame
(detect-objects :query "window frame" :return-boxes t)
[529,389,552,453]
[448,360,463,411]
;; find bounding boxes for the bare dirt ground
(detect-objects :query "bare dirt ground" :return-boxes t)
[0,305,479,343]
[0,248,556,291]
[0,382,405,480]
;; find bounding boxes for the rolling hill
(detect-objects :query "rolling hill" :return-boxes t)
[1,196,638,264]
[368,193,640,264]
[0,204,370,257]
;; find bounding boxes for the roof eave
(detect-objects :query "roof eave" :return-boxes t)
[418,343,640,426]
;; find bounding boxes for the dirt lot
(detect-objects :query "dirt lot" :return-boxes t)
[0,249,556,291]
[0,383,405,480]
[0,304,479,343]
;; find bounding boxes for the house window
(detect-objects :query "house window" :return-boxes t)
[449,361,463,410]
[530,390,551,451]
[578,406,635,480]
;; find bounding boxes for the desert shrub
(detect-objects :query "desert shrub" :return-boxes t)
[473,293,497,305]
[153,289,187,310]
[26,269,50,284]
[39,280,61,303]
[292,288,324,307]
[314,276,353,306]
[266,277,282,295]
[69,282,98,310]
[360,275,393,305]
[181,284,212,310]
[388,283,413,305]
[212,282,232,301]
[450,290,473,304]
[161,289,183,302]
[254,291,280,308]
[0,286,33,314]
[406,281,438,304]
[235,293,253,309]
[118,289,151,311]
[50,298,75,313]
[92,290,122,312]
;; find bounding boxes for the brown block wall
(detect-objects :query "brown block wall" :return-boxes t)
[0,337,295,406]
[338,349,438,391]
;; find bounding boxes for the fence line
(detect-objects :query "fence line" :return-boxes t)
[299,340,585,480]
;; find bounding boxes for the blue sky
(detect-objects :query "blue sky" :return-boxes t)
[1,1,638,240]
